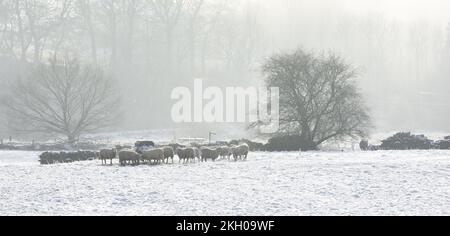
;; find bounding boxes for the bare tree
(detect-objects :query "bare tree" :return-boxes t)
[24,0,73,63]
[0,1,33,64]
[77,0,98,64]
[197,0,228,75]
[147,0,184,72]
[212,0,262,79]
[97,0,119,68]
[3,57,121,144]
[122,0,144,65]
[0,0,73,64]
[185,0,204,73]
[260,49,372,150]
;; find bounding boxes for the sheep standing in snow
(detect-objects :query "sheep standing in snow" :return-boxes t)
[218,146,233,160]
[200,147,220,162]
[141,149,165,165]
[193,147,202,162]
[162,146,175,164]
[359,140,369,151]
[176,148,185,163]
[188,148,198,163]
[119,150,141,166]
[177,148,195,163]
[232,144,250,161]
[99,149,117,165]
[39,151,97,165]
[181,148,192,163]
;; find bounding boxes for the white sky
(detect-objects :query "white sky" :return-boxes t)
[259,0,450,26]
[342,0,450,23]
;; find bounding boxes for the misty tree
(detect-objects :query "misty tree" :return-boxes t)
[212,0,263,79]
[195,0,229,75]
[3,58,121,144]
[0,0,447,132]
[261,49,372,151]
[147,0,184,73]
[184,0,204,74]
[76,0,98,64]
[0,0,73,64]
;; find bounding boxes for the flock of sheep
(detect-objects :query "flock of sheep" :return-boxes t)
[39,151,97,165]
[98,143,250,166]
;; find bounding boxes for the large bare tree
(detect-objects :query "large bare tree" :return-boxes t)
[3,57,121,144]
[261,49,372,150]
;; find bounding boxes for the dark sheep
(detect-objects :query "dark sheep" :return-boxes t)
[141,149,165,165]
[119,150,141,166]
[218,146,233,160]
[162,146,175,164]
[231,144,250,161]
[99,149,117,165]
[360,140,369,151]
[39,151,97,165]
[177,148,196,163]
[200,147,220,162]
[193,147,202,162]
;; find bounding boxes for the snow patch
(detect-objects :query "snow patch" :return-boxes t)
[1,150,450,215]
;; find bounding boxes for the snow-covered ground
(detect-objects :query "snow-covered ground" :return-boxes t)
[1,150,450,216]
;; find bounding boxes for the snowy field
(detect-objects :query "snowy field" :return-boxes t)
[1,150,450,216]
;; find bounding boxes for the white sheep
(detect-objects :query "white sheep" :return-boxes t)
[119,150,141,166]
[99,149,117,165]
[142,149,165,164]
[200,147,220,162]
[193,147,202,162]
[177,148,195,163]
[218,146,233,160]
[232,144,250,161]
[162,146,175,164]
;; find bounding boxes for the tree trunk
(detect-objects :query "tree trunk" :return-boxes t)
[300,140,317,151]
[300,132,317,151]
[33,37,41,64]
[67,135,77,145]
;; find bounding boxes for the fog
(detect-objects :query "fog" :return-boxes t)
[259,0,450,133]
[0,0,449,139]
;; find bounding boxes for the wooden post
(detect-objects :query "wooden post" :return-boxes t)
[209,132,216,144]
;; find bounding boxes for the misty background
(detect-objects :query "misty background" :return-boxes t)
[0,0,449,140]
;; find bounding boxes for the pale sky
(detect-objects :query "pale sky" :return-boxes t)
[259,0,450,26]
[342,0,450,23]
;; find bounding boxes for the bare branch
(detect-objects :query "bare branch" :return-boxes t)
[259,49,372,150]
